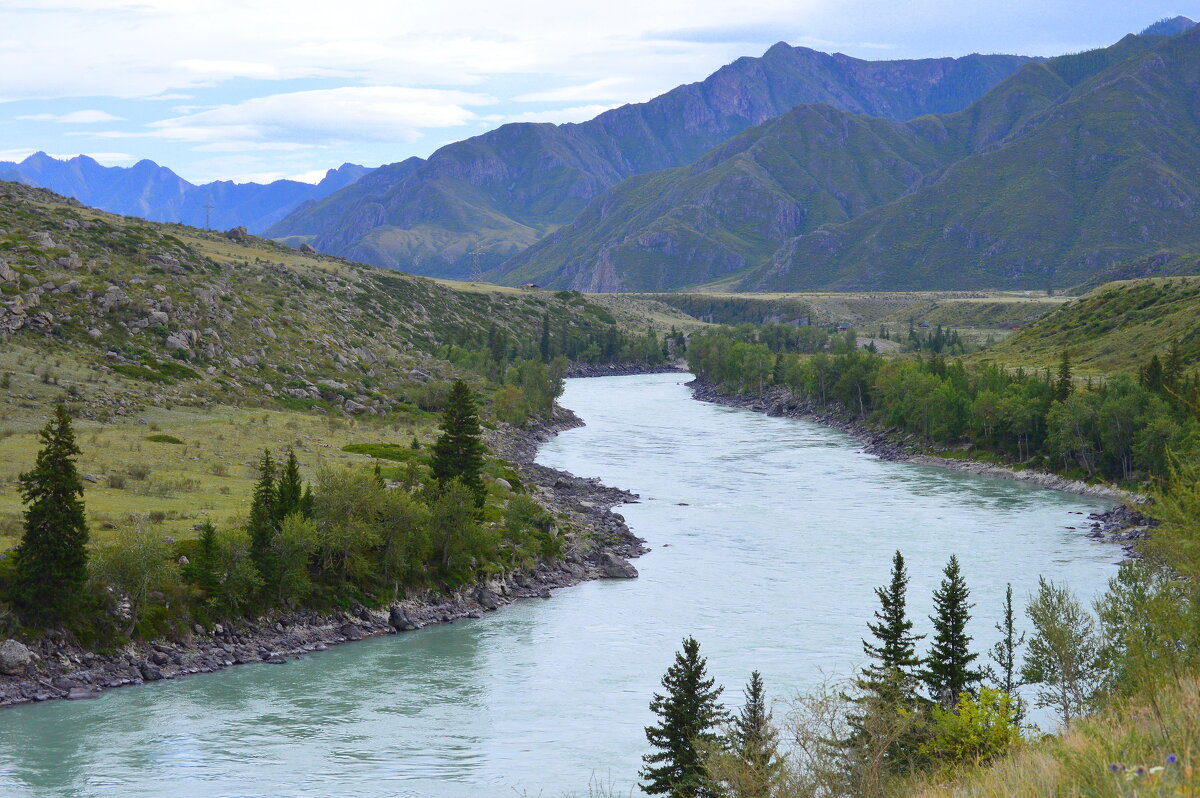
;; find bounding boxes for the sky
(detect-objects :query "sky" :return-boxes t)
[0,0,1193,185]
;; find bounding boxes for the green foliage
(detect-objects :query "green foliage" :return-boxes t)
[1021,577,1101,726]
[641,636,729,798]
[690,327,1200,485]
[430,380,487,504]
[920,555,983,707]
[342,442,422,463]
[726,671,784,798]
[12,404,90,625]
[429,479,496,586]
[986,584,1027,723]
[208,527,263,618]
[858,550,923,703]
[145,434,185,445]
[920,687,1021,768]
[90,517,174,635]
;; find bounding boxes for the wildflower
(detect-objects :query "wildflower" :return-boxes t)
[1110,763,1126,774]
[1166,754,1178,765]
[1135,765,1147,777]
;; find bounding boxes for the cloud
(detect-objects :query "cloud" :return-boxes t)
[16,109,123,123]
[515,79,632,104]
[498,105,620,124]
[113,86,496,149]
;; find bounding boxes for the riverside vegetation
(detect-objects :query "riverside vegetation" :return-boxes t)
[641,299,1200,796]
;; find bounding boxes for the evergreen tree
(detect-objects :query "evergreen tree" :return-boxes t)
[188,520,220,595]
[641,637,728,797]
[1054,350,1072,402]
[13,404,90,623]
[430,379,487,505]
[728,671,783,797]
[986,583,1027,723]
[275,448,306,521]
[857,550,923,701]
[921,555,983,707]
[247,449,277,581]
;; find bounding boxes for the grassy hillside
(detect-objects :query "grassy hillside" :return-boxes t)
[980,277,1200,373]
[0,181,670,545]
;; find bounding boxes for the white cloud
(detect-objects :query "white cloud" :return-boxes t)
[514,79,632,104]
[498,105,621,124]
[16,109,123,123]
[133,86,496,148]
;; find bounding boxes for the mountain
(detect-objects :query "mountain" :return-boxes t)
[265,45,1034,277]
[500,22,1200,292]
[0,153,371,234]
[745,24,1200,291]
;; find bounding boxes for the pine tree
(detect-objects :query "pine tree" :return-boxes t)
[987,583,1027,723]
[921,555,983,707]
[729,671,783,797]
[857,550,923,701]
[539,313,551,362]
[641,637,728,797]
[275,448,306,521]
[247,449,277,581]
[430,379,487,505]
[188,520,220,595]
[1054,350,1072,402]
[13,404,90,623]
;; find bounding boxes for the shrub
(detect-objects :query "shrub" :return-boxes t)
[920,687,1021,768]
[146,434,185,445]
[128,464,152,480]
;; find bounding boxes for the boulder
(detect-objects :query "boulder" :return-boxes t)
[139,663,163,682]
[0,640,33,675]
[475,586,501,611]
[389,606,417,632]
[598,552,639,579]
[299,242,317,254]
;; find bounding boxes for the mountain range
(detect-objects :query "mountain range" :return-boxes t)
[263,45,1035,277]
[0,153,370,234]
[494,17,1200,292]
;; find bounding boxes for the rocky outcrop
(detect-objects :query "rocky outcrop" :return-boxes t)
[597,551,639,579]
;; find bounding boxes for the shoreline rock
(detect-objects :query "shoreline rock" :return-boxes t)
[564,362,685,379]
[0,406,647,710]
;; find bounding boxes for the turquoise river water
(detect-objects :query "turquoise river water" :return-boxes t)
[0,373,1119,797]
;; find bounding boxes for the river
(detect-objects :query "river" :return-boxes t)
[0,373,1118,797]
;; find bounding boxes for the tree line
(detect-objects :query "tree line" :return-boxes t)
[0,381,562,640]
[688,327,1200,484]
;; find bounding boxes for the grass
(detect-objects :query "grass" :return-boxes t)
[905,674,1200,797]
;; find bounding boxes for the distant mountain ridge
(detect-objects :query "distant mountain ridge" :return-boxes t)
[496,18,1200,292]
[0,153,371,234]
[265,44,1035,277]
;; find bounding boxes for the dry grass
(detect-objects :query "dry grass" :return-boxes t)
[905,675,1200,797]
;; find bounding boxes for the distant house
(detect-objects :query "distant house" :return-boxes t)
[835,323,851,332]
[917,321,931,329]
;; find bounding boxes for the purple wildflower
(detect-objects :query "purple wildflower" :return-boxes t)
[1167,754,1178,765]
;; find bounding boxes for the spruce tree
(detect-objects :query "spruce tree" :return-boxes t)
[188,521,220,595]
[921,555,983,707]
[247,449,277,581]
[641,637,728,798]
[1054,350,1072,402]
[857,550,923,701]
[275,448,306,521]
[987,583,1027,723]
[729,671,783,797]
[13,404,90,624]
[430,379,487,505]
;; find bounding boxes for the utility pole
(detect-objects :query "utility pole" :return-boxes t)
[203,197,215,230]
[470,244,484,282]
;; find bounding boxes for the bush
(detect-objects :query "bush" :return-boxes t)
[128,464,152,480]
[921,687,1021,768]
[146,434,184,445]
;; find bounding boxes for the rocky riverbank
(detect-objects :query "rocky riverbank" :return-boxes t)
[0,407,646,708]
[564,361,685,379]
[689,380,1152,532]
